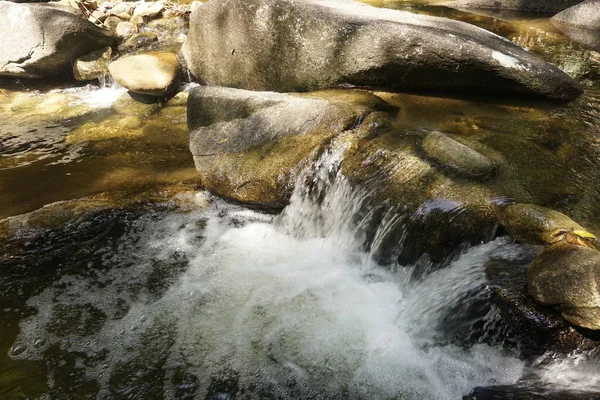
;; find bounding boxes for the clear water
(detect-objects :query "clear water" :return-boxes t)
[1,1,600,398]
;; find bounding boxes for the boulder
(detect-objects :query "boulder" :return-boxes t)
[108,52,182,97]
[528,242,600,330]
[182,0,582,100]
[499,203,587,245]
[73,46,113,81]
[552,0,600,30]
[0,2,117,78]
[187,86,373,208]
[444,0,584,13]
[422,131,495,180]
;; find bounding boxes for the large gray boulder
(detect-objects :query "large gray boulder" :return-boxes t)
[444,0,584,13]
[553,0,600,30]
[0,2,116,78]
[182,0,582,100]
[187,86,375,207]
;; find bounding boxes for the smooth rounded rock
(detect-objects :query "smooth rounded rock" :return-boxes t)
[182,0,582,100]
[0,2,116,78]
[108,52,182,97]
[500,203,585,245]
[422,131,495,179]
[552,0,600,30]
[528,242,600,330]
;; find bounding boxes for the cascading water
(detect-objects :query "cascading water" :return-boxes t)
[8,140,535,399]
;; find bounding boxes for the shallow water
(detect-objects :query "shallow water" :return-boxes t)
[1,2,600,399]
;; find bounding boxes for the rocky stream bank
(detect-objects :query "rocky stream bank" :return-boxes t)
[1,0,600,398]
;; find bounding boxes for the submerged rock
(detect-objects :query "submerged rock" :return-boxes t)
[422,131,495,180]
[187,86,374,207]
[528,242,600,330]
[120,32,159,50]
[73,46,113,81]
[444,0,583,13]
[499,204,586,245]
[182,0,581,100]
[109,52,182,97]
[0,2,116,78]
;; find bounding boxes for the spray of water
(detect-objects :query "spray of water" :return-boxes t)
[10,142,535,399]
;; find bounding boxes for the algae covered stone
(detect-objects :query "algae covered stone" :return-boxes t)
[500,203,586,245]
[73,47,113,81]
[528,242,600,330]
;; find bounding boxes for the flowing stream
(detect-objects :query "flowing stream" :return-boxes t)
[1,1,600,399]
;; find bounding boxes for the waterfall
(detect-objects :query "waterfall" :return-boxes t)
[10,140,535,399]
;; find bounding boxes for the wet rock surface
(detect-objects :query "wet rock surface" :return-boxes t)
[182,0,582,99]
[486,256,600,353]
[422,131,495,179]
[528,242,600,330]
[187,86,373,207]
[499,203,586,245]
[0,2,116,78]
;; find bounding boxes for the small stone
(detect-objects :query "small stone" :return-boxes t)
[129,15,145,25]
[115,12,132,21]
[103,15,123,31]
[73,46,113,81]
[422,131,495,180]
[528,241,600,330]
[500,203,586,245]
[89,9,107,23]
[109,52,182,97]
[120,32,158,50]
[109,2,136,15]
[115,21,138,37]
[133,1,164,19]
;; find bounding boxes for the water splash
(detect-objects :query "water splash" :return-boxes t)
[9,145,531,398]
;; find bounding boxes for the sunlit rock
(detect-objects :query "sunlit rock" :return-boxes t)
[115,21,138,37]
[553,0,600,30]
[109,52,182,97]
[0,2,116,79]
[187,86,377,207]
[552,0,600,52]
[182,0,582,99]
[528,241,600,330]
[133,1,164,19]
